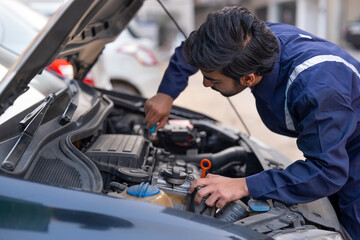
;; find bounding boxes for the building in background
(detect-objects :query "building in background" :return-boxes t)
[247,0,360,47]
[17,0,360,51]
[137,0,359,49]
[135,0,194,54]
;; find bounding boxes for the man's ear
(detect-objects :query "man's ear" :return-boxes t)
[240,73,262,87]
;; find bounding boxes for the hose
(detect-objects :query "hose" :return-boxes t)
[176,146,247,170]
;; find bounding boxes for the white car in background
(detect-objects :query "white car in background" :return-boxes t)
[89,26,163,98]
[6,0,163,98]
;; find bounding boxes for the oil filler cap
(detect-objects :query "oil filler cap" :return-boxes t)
[127,182,160,197]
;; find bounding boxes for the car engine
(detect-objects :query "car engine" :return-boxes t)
[0,88,346,239]
[78,96,347,239]
[84,119,250,211]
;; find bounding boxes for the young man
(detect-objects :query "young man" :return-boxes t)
[144,6,360,238]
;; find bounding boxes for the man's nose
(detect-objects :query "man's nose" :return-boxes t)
[203,78,213,88]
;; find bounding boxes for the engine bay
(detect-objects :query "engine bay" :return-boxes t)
[0,88,346,239]
[74,94,345,239]
[84,117,255,209]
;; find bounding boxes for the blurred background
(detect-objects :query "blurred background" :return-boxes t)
[10,0,360,160]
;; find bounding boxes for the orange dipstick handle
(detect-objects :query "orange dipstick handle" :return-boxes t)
[200,159,212,178]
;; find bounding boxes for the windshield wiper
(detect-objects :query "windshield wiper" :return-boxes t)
[1,94,55,171]
[59,94,78,125]
[59,82,79,125]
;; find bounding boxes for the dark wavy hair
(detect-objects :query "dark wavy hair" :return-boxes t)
[183,6,279,80]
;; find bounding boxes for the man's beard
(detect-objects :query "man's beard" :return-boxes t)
[211,87,240,97]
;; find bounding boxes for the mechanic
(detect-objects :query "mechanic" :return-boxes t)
[144,6,360,238]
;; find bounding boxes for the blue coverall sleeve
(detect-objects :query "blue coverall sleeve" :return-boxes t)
[157,42,198,99]
[246,70,356,205]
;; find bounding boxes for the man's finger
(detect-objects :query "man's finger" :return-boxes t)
[205,191,220,207]
[205,173,218,178]
[157,117,168,130]
[188,178,208,194]
[144,103,149,115]
[194,185,214,205]
[145,107,153,121]
[146,112,159,128]
[144,99,154,115]
[215,198,228,209]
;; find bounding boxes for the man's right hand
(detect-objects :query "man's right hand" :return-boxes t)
[144,93,174,131]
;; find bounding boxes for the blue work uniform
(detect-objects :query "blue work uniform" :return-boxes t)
[158,22,360,238]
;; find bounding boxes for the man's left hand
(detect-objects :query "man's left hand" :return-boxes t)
[188,174,249,209]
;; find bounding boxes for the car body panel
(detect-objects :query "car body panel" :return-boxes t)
[0,175,268,240]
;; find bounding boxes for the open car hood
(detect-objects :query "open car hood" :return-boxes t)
[0,0,143,115]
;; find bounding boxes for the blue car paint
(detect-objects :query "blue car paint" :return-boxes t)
[0,175,268,240]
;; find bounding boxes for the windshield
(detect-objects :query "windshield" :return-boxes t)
[0,0,48,54]
[0,0,48,31]
[0,64,7,80]
[0,46,67,124]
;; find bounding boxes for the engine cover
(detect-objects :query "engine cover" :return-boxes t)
[85,134,147,169]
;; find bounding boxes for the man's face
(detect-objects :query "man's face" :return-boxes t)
[201,70,247,97]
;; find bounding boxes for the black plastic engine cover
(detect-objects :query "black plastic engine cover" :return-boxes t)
[85,134,147,169]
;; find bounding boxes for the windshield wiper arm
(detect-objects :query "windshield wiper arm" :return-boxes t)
[1,94,55,171]
[59,82,79,126]
[59,94,78,125]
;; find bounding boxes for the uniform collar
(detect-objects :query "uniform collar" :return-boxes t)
[251,56,280,103]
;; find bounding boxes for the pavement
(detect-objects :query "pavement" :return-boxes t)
[169,47,360,161]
